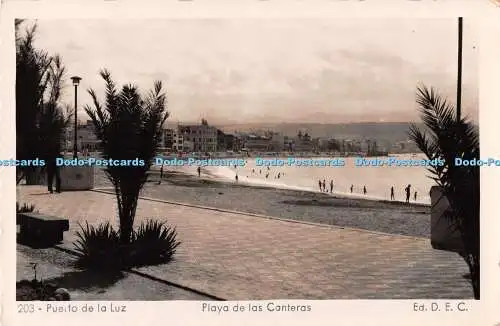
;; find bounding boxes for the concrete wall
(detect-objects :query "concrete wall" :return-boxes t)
[35,166,95,191]
[430,186,464,253]
[60,166,95,191]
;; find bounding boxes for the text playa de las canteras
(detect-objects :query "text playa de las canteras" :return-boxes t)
[201,302,312,314]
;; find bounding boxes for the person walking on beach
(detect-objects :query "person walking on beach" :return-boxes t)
[47,155,61,193]
[414,191,417,201]
[350,185,353,193]
[235,174,239,182]
[330,180,334,193]
[322,179,326,192]
[318,180,322,191]
[390,186,395,200]
[405,184,411,203]
[197,166,201,177]
[363,186,367,195]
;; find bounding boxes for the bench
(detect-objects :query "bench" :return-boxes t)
[17,213,69,247]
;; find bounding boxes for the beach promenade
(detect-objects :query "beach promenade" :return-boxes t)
[16,185,472,300]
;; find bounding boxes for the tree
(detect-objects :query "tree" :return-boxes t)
[85,70,168,244]
[409,85,479,299]
[16,21,71,184]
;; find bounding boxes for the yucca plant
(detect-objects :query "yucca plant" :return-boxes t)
[73,222,122,270]
[409,85,479,299]
[84,70,169,245]
[129,219,181,266]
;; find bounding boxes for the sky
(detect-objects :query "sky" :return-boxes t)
[25,19,478,125]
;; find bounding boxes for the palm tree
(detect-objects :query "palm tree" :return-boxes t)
[409,85,479,299]
[85,70,168,244]
[16,22,72,184]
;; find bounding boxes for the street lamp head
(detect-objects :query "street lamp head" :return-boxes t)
[71,76,82,86]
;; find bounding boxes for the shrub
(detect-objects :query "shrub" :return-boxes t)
[73,222,122,270]
[129,219,181,267]
[16,202,36,213]
[73,219,180,270]
[409,85,479,299]
[17,279,58,301]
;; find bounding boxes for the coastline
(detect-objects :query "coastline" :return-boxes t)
[95,166,431,238]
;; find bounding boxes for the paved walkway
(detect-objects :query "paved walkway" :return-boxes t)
[17,245,212,300]
[17,186,472,299]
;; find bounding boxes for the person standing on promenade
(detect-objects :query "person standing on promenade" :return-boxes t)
[323,179,326,192]
[197,166,201,177]
[390,186,395,200]
[46,155,61,193]
[405,184,411,203]
[363,186,367,195]
[330,180,334,193]
[350,185,353,193]
[318,180,322,191]
[414,191,417,202]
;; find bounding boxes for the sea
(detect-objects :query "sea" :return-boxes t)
[204,154,435,205]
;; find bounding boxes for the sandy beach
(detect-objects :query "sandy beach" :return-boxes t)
[94,167,431,238]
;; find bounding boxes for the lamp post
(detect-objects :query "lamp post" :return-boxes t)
[457,17,463,122]
[71,76,82,159]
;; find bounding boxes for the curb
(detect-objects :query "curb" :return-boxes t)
[91,188,429,242]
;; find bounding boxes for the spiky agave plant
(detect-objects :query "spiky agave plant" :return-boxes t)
[409,85,479,299]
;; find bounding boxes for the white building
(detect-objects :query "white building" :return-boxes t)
[178,124,218,152]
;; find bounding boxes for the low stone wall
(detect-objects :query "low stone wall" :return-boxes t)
[60,166,95,191]
[430,186,464,253]
[36,166,95,191]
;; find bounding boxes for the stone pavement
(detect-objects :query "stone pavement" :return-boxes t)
[17,245,212,300]
[16,185,473,300]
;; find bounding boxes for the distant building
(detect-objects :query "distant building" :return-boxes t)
[178,124,217,152]
[390,140,419,154]
[244,134,272,151]
[269,133,284,152]
[293,137,314,152]
[216,130,243,152]
[162,128,175,150]
[316,138,330,151]
[162,125,197,152]
[65,120,100,152]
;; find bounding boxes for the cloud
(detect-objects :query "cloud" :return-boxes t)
[30,18,478,123]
